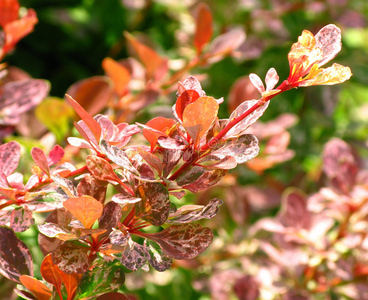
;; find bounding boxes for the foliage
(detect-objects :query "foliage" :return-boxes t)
[1,0,367,299]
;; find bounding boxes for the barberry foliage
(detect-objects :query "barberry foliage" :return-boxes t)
[1,0,366,299]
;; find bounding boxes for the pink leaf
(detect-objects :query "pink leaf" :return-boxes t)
[47,145,64,166]
[265,68,279,91]
[31,147,50,176]
[0,141,20,176]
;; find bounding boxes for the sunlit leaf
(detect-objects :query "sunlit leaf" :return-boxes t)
[193,3,213,55]
[77,175,107,204]
[167,198,223,224]
[86,155,122,185]
[19,275,52,300]
[144,223,213,260]
[31,147,50,176]
[182,96,218,147]
[136,147,164,175]
[102,57,131,96]
[175,90,200,121]
[0,0,20,28]
[59,270,82,300]
[0,226,33,282]
[51,175,78,198]
[38,223,78,241]
[142,117,177,149]
[40,254,63,299]
[65,94,101,143]
[135,182,170,226]
[63,196,103,229]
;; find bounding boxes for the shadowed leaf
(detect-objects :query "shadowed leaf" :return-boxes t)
[0,226,33,282]
[40,254,63,299]
[77,175,107,204]
[135,182,170,226]
[120,240,147,271]
[144,239,172,272]
[96,292,131,300]
[63,196,103,229]
[99,202,122,232]
[52,242,89,274]
[102,57,131,96]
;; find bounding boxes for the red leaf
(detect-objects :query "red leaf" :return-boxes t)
[66,76,113,117]
[77,175,107,204]
[193,3,213,55]
[0,226,34,282]
[145,223,213,260]
[63,195,103,229]
[0,141,20,176]
[65,94,101,143]
[136,147,164,175]
[175,90,200,121]
[59,269,82,300]
[0,0,20,28]
[48,145,64,166]
[102,57,131,96]
[182,96,219,147]
[86,155,123,185]
[19,275,52,300]
[31,147,50,176]
[97,292,132,300]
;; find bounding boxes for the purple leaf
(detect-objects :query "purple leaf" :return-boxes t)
[135,182,170,226]
[179,167,227,193]
[144,223,213,260]
[162,149,183,177]
[143,239,172,272]
[120,240,147,271]
[47,145,64,166]
[109,229,130,247]
[224,100,270,139]
[99,201,122,232]
[0,226,34,282]
[52,242,90,274]
[31,147,50,176]
[0,141,20,176]
[167,198,223,224]
[10,206,35,232]
[77,175,108,204]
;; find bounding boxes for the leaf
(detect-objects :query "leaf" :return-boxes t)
[0,79,49,125]
[193,3,213,55]
[0,0,20,28]
[182,96,219,147]
[167,198,223,224]
[86,155,122,185]
[65,94,101,143]
[0,226,33,282]
[314,24,342,67]
[102,57,131,96]
[35,97,74,142]
[265,68,279,91]
[249,73,265,94]
[66,76,113,117]
[98,201,122,232]
[40,254,63,299]
[52,175,78,198]
[76,260,125,299]
[100,140,140,177]
[125,32,164,80]
[10,206,35,232]
[14,288,37,300]
[208,28,246,57]
[136,147,164,175]
[52,242,90,274]
[0,141,20,176]
[19,275,52,300]
[109,229,130,247]
[135,182,170,226]
[120,240,147,271]
[77,175,107,204]
[38,223,78,241]
[212,134,259,164]
[63,196,103,229]
[48,145,65,166]
[31,147,50,176]
[175,90,200,121]
[144,223,213,260]
[59,270,82,300]
[143,239,172,272]
[96,292,131,300]
[224,100,270,139]
[142,117,177,149]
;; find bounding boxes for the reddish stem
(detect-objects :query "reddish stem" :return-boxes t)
[169,80,291,181]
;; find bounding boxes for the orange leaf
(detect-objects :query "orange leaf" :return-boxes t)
[182,96,218,147]
[19,275,52,300]
[63,195,103,229]
[59,271,82,300]
[193,3,213,55]
[102,57,131,97]
[143,117,176,149]
[175,90,200,121]
[124,32,163,80]
[66,76,114,117]
[65,94,102,143]
[40,254,63,300]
